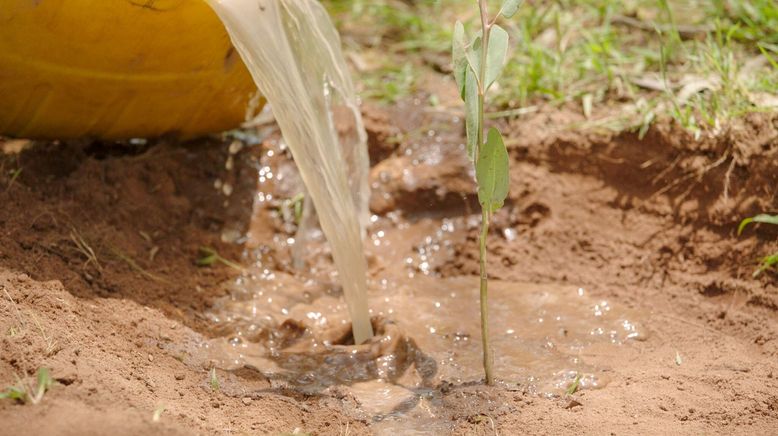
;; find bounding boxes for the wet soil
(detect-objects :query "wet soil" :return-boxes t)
[1,81,778,434]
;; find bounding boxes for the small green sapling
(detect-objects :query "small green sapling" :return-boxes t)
[452,0,519,385]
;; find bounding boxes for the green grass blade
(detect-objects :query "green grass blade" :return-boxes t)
[34,368,52,402]
[758,43,778,70]
[0,386,25,401]
[752,214,778,226]
[197,251,218,266]
[739,214,778,235]
[754,252,778,277]
[738,217,754,235]
[565,373,582,395]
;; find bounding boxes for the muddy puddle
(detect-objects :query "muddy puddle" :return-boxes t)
[184,126,650,433]
[204,272,646,384]
[201,271,645,432]
[202,256,646,427]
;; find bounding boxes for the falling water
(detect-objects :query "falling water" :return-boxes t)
[205,0,373,343]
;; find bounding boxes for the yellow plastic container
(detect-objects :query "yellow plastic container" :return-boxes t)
[0,0,258,140]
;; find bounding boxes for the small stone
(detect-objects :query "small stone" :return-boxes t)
[175,374,185,381]
[659,405,668,411]
[148,354,154,362]
[242,397,252,406]
[565,400,583,409]
[212,401,220,409]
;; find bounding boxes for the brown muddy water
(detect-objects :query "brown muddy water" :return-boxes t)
[194,137,647,434]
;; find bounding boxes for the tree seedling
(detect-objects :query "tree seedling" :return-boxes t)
[452,0,519,385]
[738,214,778,277]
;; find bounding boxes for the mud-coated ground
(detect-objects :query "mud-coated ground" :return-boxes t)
[1,74,778,434]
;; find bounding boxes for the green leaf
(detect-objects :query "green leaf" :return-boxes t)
[286,192,305,225]
[197,255,217,266]
[754,252,778,277]
[452,20,468,98]
[197,247,218,266]
[0,386,25,401]
[738,218,753,235]
[751,214,778,226]
[738,214,778,235]
[464,68,479,160]
[476,128,510,212]
[500,0,523,18]
[758,44,778,70]
[565,373,582,395]
[485,24,509,90]
[34,368,52,401]
[465,35,483,82]
[36,368,52,391]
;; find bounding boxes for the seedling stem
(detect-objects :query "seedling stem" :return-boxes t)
[453,0,517,385]
[479,208,494,384]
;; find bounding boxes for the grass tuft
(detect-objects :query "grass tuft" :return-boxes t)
[738,214,778,277]
[109,245,173,284]
[0,368,53,405]
[326,0,778,134]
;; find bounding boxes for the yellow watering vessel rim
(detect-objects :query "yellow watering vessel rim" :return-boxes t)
[0,0,259,140]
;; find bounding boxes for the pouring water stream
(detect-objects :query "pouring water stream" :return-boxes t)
[206,0,373,343]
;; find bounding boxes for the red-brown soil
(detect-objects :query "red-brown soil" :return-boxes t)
[1,85,777,434]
